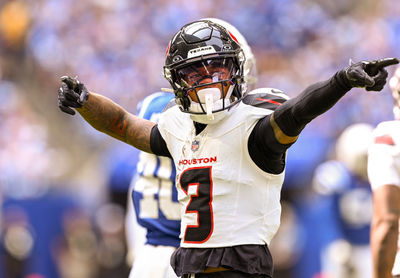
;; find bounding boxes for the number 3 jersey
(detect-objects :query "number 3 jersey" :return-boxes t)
[157,89,288,248]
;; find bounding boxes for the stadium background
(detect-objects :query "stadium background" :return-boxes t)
[0,0,399,277]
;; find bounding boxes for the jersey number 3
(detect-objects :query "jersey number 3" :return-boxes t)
[180,166,213,243]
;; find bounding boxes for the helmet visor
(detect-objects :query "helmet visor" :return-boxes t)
[176,58,236,87]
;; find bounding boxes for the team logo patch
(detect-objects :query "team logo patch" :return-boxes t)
[191,140,200,152]
[187,46,215,58]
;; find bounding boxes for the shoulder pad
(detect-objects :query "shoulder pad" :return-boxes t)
[137,92,175,120]
[242,88,289,110]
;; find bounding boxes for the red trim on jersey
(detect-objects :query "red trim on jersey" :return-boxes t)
[374,134,395,145]
[256,98,282,105]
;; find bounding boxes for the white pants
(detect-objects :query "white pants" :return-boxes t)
[129,244,178,278]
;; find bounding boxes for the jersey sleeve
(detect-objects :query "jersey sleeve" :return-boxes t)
[249,70,352,174]
[245,89,289,173]
[150,125,172,157]
[137,92,174,158]
[272,70,351,137]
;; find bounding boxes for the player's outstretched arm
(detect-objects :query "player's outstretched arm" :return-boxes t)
[58,76,155,153]
[248,58,399,175]
[272,57,399,142]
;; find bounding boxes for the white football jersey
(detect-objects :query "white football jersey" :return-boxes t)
[368,120,400,275]
[158,89,288,248]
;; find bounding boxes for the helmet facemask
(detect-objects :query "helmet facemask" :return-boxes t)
[176,57,240,116]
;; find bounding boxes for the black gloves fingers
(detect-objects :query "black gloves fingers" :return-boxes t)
[366,68,388,91]
[345,57,399,92]
[364,58,400,75]
[58,85,80,115]
[58,100,76,115]
[345,61,375,88]
[61,83,81,101]
[58,76,89,115]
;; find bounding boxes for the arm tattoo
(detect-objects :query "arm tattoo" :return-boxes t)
[77,92,154,153]
[110,110,128,137]
[125,114,154,152]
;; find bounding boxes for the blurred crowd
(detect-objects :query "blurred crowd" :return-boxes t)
[1,0,400,277]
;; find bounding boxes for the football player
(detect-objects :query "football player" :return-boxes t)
[368,66,400,278]
[58,19,398,278]
[313,123,374,278]
[125,19,258,278]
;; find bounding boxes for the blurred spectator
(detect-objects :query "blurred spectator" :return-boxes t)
[92,143,140,278]
[0,0,30,49]
[0,85,88,278]
[1,189,84,278]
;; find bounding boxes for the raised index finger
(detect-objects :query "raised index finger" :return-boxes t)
[374,57,399,69]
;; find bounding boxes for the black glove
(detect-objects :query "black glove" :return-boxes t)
[58,76,89,115]
[345,58,399,91]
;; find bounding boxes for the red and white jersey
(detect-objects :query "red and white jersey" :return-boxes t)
[368,120,400,275]
[158,88,288,248]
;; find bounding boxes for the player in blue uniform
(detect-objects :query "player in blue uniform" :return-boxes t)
[126,92,180,278]
[313,123,374,278]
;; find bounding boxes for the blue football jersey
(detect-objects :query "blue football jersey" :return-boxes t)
[131,92,181,247]
[313,160,372,245]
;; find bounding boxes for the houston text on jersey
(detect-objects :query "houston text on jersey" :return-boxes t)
[178,156,217,165]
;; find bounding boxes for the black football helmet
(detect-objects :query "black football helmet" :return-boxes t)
[163,19,246,118]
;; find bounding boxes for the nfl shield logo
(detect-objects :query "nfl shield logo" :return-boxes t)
[191,140,200,152]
